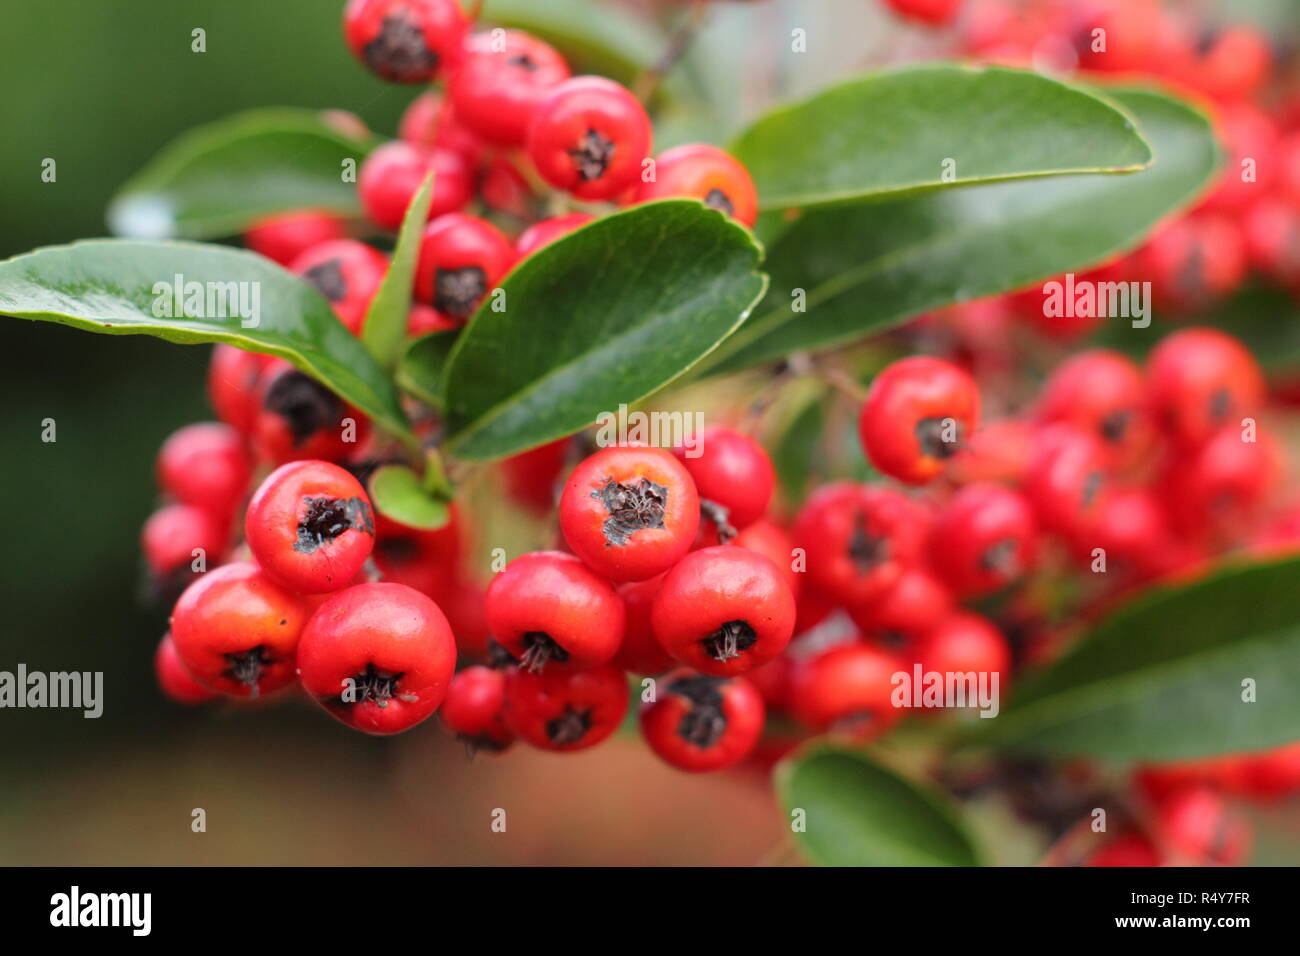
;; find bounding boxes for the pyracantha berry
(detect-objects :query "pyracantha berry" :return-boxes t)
[154,632,218,705]
[1035,349,1152,467]
[500,438,572,515]
[883,0,963,27]
[245,211,348,267]
[1146,327,1264,448]
[142,504,229,593]
[614,573,675,675]
[673,426,774,537]
[848,566,954,656]
[914,612,1012,703]
[399,89,484,162]
[502,662,629,752]
[252,360,368,464]
[1023,424,1112,546]
[480,155,537,219]
[372,503,463,595]
[208,344,273,435]
[343,0,468,84]
[1159,424,1282,542]
[1138,215,1247,314]
[440,665,515,753]
[1154,785,1252,865]
[859,356,980,484]
[640,670,765,772]
[733,518,801,602]
[156,422,252,519]
[291,239,388,335]
[786,642,903,738]
[449,29,571,147]
[413,212,515,323]
[514,213,594,259]
[636,144,758,227]
[297,582,456,734]
[358,140,474,231]
[927,482,1037,598]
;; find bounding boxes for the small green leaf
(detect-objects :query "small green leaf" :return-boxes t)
[369,464,450,531]
[977,556,1300,761]
[442,200,767,461]
[108,108,373,240]
[0,239,412,445]
[777,745,981,866]
[397,330,459,409]
[482,0,662,86]
[361,172,433,369]
[733,65,1153,210]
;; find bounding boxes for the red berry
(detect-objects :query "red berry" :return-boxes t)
[526,76,652,201]
[449,30,571,147]
[502,662,629,752]
[733,518,801,602]
[636,144,758,227]
[479,156,536,219]
[612,573,675,675]
[1091,485,1178,581]
[297,582,456,734]
[245,211,348,267]
[1155,786,1251,865]
[927,483,1037,598]
[169,561,311,697]
[358,141,473,231]
[859,357,980,485]
[651,546,796,677]
[1242,198,1300,290]
[1138,214,1246,314]
[252,360,368,465]
[154,632,218,705]
[514,213,594,260]
[1201,103,1278,215]
[786,642,902,738]
[440,665,515,752]
[291,240,388,335]
[343,0,468,84]
[672,426,774,535]
[1035,350,1151,467]
[500,438,571,515]
[142,504,228,582]
[372,503,463,593]
[484,551,625,670]
[1023,424,1112,545]
[398,89,484,162]
[245,460,376,595]
[413,213,515,323]
[156,422,252,519]
[1190,26,1273,102]
[1085,832,1161,867]
[848,566,954,655]
[883,0,962,27]
[792,482,927,606]
[1159,424,1282,542]
[1147,327,1264,448]
[914,612,1011,700]
[640,670,765,772]
[559,445,700,582]
[208,344,272,434]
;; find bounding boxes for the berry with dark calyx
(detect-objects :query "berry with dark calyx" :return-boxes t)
[847,566,953,657]
[399,89,484,162]
[252,360,368,464]
[526,75,652,201]
[142,504,229,597]
[1138,214,1247,315]
[485,551,625,671]
[559,444,700,582]
[371,503,463,595]
[914,612,1012,704]
[640,670,765,772]
[502,662,629,752]
[636,144,758,227]
[358,140,473,231]
[343,0,468,84]
[733,518,802,603]
[1023,424,1112,547]
[245,460,376,594]
[440,665,514,753]
[1146,327,1264,449]
[927,482,1037,598]
[154,632,218,705]
[786,642,903,739]
[1154,785,1251,865]
[514,213,594,260]
[169,561,311,698]
[245,210,348,267]
[208,344,273,435]
[291,239,388,336]
[1159,424,1283,543]
[1035,349,1151,467]
[614,573,675,676]
[413,213,515,324]
[297,582,456,735]
[449,30,571,147]
[156,422,252,519]
[651,545,795,677]
[672,425,774,535]
[859,356,980,485]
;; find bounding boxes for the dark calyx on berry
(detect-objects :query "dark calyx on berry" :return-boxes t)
[302,258,347,302]
[223,645,274,694]
[568,128,616,181]
[848,516,887,573]
[376,534,420,562]
[915,416,963,460]
[294,496,375,554]
[592,477,667,546]
[364,14,438,78]
[507,53,539,71]
[700,499,737,543]
[518,631,569,672]
[1080,472,1105,510]
[434,266,488,319]
[346,662,408,708]
[1208,386,1231,423]
[264,372,342,446]
[703,188,734,218]
[1100,409,1132,444]
[546,705,592,745]
[669,674,727,749]
[702,619,756,663]
[979,538,1020,576]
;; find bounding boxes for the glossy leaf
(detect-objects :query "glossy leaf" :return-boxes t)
[368,464,450,530]
[733,65,1153,210]
[440,200,767,461]
[107,108,372,240]
[777,746,981,866]
[0,239,412,443]
[396,329,460,409]
[361,172,432,369]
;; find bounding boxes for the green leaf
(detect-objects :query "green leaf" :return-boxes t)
[481,0,662,86]
[442,200,767,461]
[0,239,412,444]
[733,65,1153,210]
[107,108,373,240]
[361,172,432,369]
[771,388,826,505]
[705,87,1218,375]
[977,556,1300,761]
[369,464,450,530]
[397,330,459,409]
[777,746,981,866]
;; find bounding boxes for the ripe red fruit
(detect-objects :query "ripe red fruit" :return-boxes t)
[559,445,700,582]
[733,518,801,602]
[791,482,927,606]
[480,156,536,219]
[859,356,980,484]
[502,662,629,752]
[358,141,473,231]
[1138,215,1246,314]
[1189,26,1273,102]
[948,417,1034,485]
[1242,199,1300,290]
[500,438,571,515]
[672,426,774,536]
[514,213,594,260]
[245,211,348,267]
[1091,485,1178,581]
[927,483,1037,598]
[651,546,796,677]
[1035,350,1151,467]
[156,422,252,518]
[372,503,463,594]
[154,632,218,705]
[399,90,484,161]
[640,670,765,772]
[883,0,962,26]
[847,566,953,655]
[1084,832,1161,867]
[449,30,571,146]
[484,551,625,670]
[169,561,311,697]
[914,612,1011,699]
[297,582,456,734]
[1160,424,1282,542]
[1023,424,1111,545]
[142,504,228,583]
[343,0,468,84]
[636,144,758,227]
[291,240,388,335]
[786,642,902,738]
[614,574,675,675]
[252,360,367,464]
[1154,786,1251,865]
[440,665,514,752]
[1146,327,1264,448]
[526,76,652,201]
[245,460,376,594]
[413,213,515,323]
[208,344,272,434]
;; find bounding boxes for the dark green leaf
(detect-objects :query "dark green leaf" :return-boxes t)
[108,108,372,240]
[0,239,412,444]
[771,389,825,505]
[777,745,981,866]
[369,464,450,530]
[397,330,460,409]
[977,556,1300,761]
[361,172,432,369]
[733,65,1153,210]
[705,88,1218,375]
[442,200,767,461]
